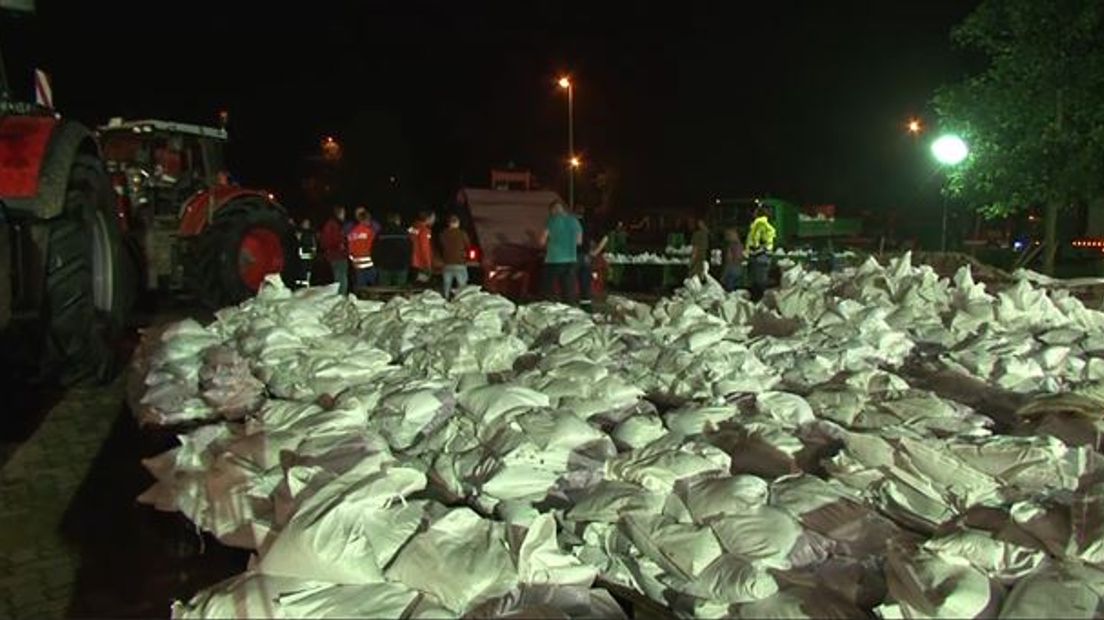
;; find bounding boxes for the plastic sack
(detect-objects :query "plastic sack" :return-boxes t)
[385,508,519,613]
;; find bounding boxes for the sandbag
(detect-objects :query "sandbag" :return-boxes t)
[385,508,519,613]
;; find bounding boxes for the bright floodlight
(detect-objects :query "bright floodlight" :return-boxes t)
[558,77,571,89]
[931,134,968,166]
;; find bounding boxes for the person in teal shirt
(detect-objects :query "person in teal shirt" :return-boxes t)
[540,201,583,304]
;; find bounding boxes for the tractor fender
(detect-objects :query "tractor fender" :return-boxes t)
[178,186,283,237]
[0,118,100,220]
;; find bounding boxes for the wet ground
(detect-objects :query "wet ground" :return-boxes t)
[0,298,243,619]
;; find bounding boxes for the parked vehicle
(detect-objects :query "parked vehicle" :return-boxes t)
[98,118,297,308]
[0,0,135,382]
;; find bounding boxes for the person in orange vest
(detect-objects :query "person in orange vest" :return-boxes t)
[347,206,378,290]
[410,210,436,284]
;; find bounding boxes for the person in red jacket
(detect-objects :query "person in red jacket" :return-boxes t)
[319,205,349,295]
[347,206,378,290]
[410,211,435,284]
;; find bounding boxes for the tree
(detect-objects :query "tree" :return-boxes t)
[933,0,1104,274]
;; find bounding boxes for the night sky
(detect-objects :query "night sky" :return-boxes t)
[3,0,978,222]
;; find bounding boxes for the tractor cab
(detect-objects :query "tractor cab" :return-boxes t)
[99,118,227,220]
[96,118,292,304]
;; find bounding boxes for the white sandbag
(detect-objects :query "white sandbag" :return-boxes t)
[768,474,857,518]
[604,437,731,494]
[459,384,551,424]
[620,513,724,579]
[512,409,612,469]
[467,585,627,620]
[678,475,769,524]
[172,572,421,619]
[805,388,867,428]
[999,561,1104,619]
[754,392,815,427]
[375,382,454,450]
[611,415,668,451]
[882,543,1000,619]
[688,553,778,604]
[385,507,519,613]
[947,435,1090,494]
[710,505,802,569]
[664,405,739,436]
[566,481,667,523]
[514,513,598,586]
[258,456,427,584]
[198,346,265,419]
[923,529,1045,580]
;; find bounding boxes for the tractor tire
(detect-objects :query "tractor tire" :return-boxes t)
[192,197,296,309]
[41,154,135,384]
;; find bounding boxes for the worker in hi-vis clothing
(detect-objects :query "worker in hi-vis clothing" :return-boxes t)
[347,207,378,290]
[745,207,776,300]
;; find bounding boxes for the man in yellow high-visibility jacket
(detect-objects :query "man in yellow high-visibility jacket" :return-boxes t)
[746,209,776,253]
[746,207,776,300]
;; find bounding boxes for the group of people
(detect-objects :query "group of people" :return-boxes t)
[304,205,473,299]
[687,206,777,299]
[296,201,778,306]
[538,203,778,307]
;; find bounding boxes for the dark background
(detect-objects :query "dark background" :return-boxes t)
[2,0,978,227]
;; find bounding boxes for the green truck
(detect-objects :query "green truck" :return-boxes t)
[707,197,863,250]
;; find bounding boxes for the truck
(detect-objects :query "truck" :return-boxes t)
[453,183,606,300]
[97,118,296,308]
[707,197,863,250]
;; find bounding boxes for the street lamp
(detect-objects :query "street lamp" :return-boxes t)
[321,135,342,162]
[557,75,575,209]
[906,118,922,136]
[570,156,581,169]
[931,133,969,251]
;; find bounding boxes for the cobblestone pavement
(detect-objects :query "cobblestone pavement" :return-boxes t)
[0,300,243,619]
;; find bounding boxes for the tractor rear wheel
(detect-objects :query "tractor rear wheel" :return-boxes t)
[41,154,135,384]
[192,197,296,308]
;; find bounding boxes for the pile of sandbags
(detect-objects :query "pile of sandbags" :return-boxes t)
[131,255,1104,619]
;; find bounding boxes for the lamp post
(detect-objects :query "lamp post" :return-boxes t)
[558,76,575,209]
[321,135,342,163]
[931,134,969,252]
[906,118,922,143]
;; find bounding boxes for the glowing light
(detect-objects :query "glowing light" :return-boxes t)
[570,156,581,169]
[931,134,969,166]
[907,118,922,135]
[558,77,571,89]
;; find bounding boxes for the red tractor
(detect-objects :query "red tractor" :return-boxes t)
[0,91,133,381]
[98,118,297,309]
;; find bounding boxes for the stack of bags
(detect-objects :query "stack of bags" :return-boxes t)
[132,256,1104,619]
